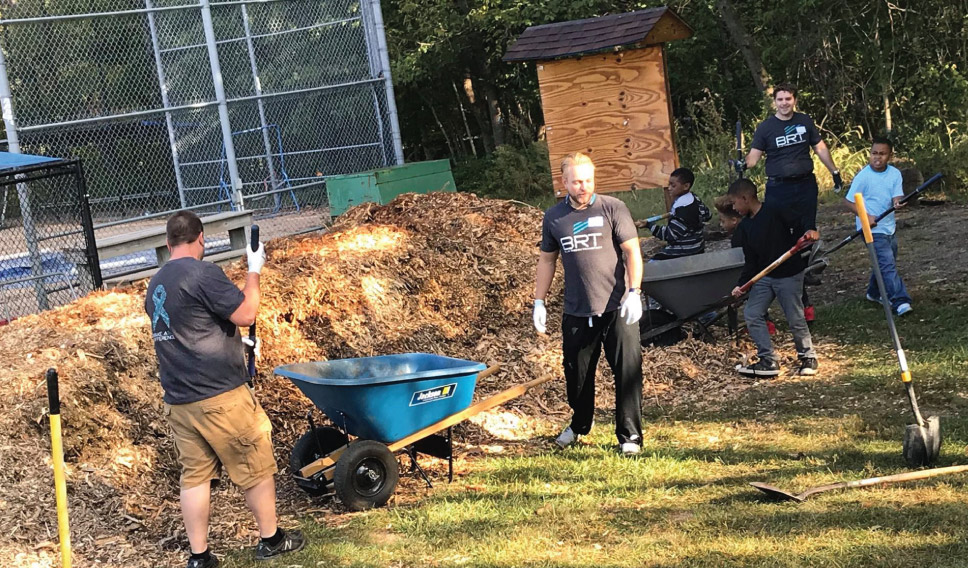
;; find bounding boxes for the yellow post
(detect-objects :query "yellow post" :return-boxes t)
[47,368,71,568]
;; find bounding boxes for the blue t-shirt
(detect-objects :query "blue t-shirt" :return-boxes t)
[846,165,903,235]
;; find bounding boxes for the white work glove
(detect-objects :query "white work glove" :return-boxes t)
[247,242,265,274]
[620,291,643,325]
[533,299,547,334]
[241,336,261,360]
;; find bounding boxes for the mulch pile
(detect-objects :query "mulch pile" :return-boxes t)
[0,192,791,567]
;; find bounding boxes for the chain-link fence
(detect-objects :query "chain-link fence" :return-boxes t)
[0,0,402,253]
[0,157,100,322]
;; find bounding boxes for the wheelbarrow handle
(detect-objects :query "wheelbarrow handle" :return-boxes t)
[476,364,501,381]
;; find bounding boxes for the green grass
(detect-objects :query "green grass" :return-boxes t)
[226,254,968,567]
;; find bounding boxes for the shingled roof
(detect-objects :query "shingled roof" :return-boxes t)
[503,7,692,62]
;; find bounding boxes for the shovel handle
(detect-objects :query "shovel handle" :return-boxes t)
[247,225,260,378]
[856,195,926,426]
[822,173,943,258]
[737,235,813,294]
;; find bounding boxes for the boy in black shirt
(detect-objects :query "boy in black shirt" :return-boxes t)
[645,168,712,260]
[728,179,820,377]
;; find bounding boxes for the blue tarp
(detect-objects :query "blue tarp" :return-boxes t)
[0,151,62,173]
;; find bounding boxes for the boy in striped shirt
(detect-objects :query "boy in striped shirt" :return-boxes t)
[645,168,712,260]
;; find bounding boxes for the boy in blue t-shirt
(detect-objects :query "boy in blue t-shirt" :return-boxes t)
[845,137,913,316]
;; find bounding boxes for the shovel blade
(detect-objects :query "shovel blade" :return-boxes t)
[903,416,942,467]
[749,482,804,502]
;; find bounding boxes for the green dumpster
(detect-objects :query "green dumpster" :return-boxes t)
[326,160,456,216]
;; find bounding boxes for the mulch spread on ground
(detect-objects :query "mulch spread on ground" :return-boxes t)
[0,192,820,567]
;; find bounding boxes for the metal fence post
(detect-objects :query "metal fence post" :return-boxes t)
[146,0,189,209]
[199,0,244,211]
[240,3,280,208]
[0,43,49,310]
[367,0,404,165]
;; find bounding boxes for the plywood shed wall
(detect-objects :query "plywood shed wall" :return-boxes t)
[538,46,676,197]
[504,7,693,198]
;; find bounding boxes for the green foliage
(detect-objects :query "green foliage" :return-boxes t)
[452,141,553,202]
[910,137,968,200]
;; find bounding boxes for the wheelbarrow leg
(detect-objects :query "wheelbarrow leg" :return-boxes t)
[404,447,434,488]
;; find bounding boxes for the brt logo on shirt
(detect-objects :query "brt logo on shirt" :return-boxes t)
[563,215,605,252]
[775,124,808,148]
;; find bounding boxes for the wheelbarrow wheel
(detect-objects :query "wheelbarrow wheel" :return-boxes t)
[334,440,399,511]
[290,426,348,496]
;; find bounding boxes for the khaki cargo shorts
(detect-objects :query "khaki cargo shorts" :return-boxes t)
[165,384,278,490]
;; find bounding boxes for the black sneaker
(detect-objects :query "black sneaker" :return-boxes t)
[187,553,219,568]
[798,357,819,376]
[736,358,780,377]
[255,529,306,561]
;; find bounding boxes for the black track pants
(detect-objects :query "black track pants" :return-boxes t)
[561,310,643,445]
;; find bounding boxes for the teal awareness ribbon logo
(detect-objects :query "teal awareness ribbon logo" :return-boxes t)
[151,285,170,329]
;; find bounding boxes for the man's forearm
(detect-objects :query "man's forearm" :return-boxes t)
[534,259,556,300]
[813,141,838,173]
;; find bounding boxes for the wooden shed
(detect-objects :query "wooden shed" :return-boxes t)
[504,7,692,198]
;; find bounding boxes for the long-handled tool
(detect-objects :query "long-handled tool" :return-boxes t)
[819,172,943,259]
[856,194,941,466]
[47,368,72,568]
[634,212,671,229]
[735,234,813,295]
[751,463,968,502]
[247,224,260,378]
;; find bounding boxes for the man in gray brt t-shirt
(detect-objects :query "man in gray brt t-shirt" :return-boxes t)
[533,152,645,455]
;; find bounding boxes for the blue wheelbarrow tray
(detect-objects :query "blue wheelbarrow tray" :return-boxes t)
[275,353,486,444]
[643,247,745,319]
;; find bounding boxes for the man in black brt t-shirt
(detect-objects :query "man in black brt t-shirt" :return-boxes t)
[145,211,304,568]
[740,83,843,230]
[740,83,841,323]
[532,152,645,456]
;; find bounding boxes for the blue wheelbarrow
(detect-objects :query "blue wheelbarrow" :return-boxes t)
[275,353,550,510]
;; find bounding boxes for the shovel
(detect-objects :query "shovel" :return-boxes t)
[856,194,941,466]
[751,464,968,502]
[821,172,943,258]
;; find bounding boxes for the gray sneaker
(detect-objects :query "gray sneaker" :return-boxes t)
[255,529,306,561]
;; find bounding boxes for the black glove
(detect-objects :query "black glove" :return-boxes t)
[645,220,656,233]
[832,171,844,194]
[730,159,747,175]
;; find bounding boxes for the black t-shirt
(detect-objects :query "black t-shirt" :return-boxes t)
[733,203,807,284]
[751,112,822,177]
[540,194,638,316]
[145,257,247,404]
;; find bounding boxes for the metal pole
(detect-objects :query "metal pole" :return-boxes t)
[359,0,388,167]
[0,43,49,310]
[146,0,189,208]
[367,0,403,165]
[200,0,245,210]
[240,3,280,209]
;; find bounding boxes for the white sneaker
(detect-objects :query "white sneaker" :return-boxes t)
[865,293,881,304]
[896,303,913,316]
[620,442,641,455]
[555,426,579,449]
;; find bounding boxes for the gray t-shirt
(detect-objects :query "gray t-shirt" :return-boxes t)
[540,194,638,316]
[145,257,247,404]
[751,112,822,178]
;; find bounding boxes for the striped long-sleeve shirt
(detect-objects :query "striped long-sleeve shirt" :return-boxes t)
[649,192,711,259]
